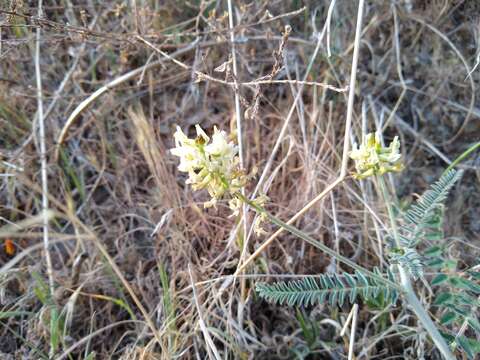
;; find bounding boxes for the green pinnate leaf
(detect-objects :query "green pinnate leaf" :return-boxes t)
[256,271,397,308]
[457,336,476,359]
[434,292,453,306]
[431,273,448,286]
[440,311,457,325]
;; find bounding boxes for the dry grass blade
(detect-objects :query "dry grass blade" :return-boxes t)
[2,1,478,358]
[188,264,222,360]
[127,107,164,185]
[54,41,200,161]
[408,15,475,144]
[33,0,55,306]
[236,0,365,274]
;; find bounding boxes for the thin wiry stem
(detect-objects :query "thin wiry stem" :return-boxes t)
[34,0,55,299]
[249,17,326,200]
[55,39,200,161]
[134,36,347,91]
[226,0,248,258]
[445,141,480,173]
[340,0,365,178]
[188,264,222,360]
[227,0,244,173]
[237,193,400,290]
[35,2,55,358]
[227,0,250,326]
[236,0,365,275]
[235,177,343,275]
[348,303,359,360]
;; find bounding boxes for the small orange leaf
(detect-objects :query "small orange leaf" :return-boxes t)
[4,239,15,256]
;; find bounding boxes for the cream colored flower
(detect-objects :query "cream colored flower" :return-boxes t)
[170,125,209,173]
[205,127,237,160]
[171,125,270,236]
[253,212,268,236]
[349,132,403,179]
[171,125,244,208]
[228,197,242,217]
[251,194,269,235]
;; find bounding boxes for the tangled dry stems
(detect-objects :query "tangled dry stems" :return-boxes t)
[0,1,479,358]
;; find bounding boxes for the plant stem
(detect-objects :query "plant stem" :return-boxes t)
[236,193,400,291]
[445,141,480,173]
[377,176,455,360]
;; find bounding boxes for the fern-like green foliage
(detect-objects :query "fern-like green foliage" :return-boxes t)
[423,244,480,359]
[400,169,463,247]
[389,247,424,280]
[390,169,463,279]
[256,269,398,308]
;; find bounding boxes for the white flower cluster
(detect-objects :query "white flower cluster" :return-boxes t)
[171,125,247,208]
[171,125,269,235]
[349,132,403,179]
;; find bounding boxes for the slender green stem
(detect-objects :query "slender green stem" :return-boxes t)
[376,176,455,360]
[445,141,480,173]
[377,176,401,248]
[236,193,401,291]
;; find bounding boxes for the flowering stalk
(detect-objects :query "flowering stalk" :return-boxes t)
[348,132,453,359]
[235,192,400,290]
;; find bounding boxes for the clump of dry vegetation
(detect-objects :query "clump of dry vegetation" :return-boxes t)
[1,1,479,359]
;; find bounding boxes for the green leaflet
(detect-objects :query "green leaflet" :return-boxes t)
[256,269,398,308]
[392,169,463,279]
[401,169,463,247]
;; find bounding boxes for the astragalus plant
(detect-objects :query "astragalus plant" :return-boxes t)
[171,125,268,233]
[172,126,476,359]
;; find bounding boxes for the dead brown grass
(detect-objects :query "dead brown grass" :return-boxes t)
[0,1,479,359]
